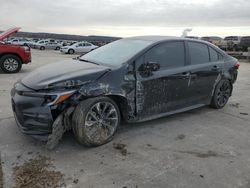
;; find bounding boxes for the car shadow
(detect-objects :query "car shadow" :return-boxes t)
[58,105,212,150]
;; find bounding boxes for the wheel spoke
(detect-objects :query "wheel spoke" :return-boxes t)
[95,102,102,115]
[102,103,108,114]
[105,108,116,118]
[85,120,98,127]
[102,122,115,133]
[88,111,98,121]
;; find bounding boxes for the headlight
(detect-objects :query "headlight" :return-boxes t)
[47,80,90,89]
[20,90,76,105]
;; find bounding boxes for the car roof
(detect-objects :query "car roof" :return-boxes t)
[124,35,225,55]
[126,35,209,44]
[126,36,182,42]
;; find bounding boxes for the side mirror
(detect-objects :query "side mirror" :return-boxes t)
[138,61,160,77]
[141,61,160,72]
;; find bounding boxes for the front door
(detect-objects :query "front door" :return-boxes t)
[135,41,191,119]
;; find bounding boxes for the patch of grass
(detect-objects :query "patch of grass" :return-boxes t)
[13,156,64,188]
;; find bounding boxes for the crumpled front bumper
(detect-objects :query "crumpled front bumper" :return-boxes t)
[11,83,54,141]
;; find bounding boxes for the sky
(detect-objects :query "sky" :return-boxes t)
[0,0,250,37]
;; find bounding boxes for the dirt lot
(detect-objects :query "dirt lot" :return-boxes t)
[0,50,250,188]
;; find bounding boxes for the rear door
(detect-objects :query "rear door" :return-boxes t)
[187,41,224,104]
[75,43,84,53]
[135,41,191,118]
[84,42,93,52]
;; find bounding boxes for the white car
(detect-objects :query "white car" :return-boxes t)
[60,41,98,54]
[9,38,31,46]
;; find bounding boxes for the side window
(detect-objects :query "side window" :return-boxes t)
[209,47,224,62]
[85,43,91,46]
[188,42,209,65]
[144,41,185,68]
[209,47,219,62]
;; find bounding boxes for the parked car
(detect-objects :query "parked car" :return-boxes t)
[9,38,31,46]
[36,42,62,50]
[0,28,31,73]
[11,36,239,149]
[239,36,250,51]
[224,36,241,51]
[25,38,40,48]
[201,36,227,50]
[60,41,98,54]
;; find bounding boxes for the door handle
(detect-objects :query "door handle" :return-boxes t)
[211,65,220,71]
[181,72,190,79]
[182,72,190,77]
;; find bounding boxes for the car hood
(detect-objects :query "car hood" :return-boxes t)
[0,27,21,41]
[21,60,110,90]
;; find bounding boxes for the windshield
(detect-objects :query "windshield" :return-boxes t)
[80,39,152,66]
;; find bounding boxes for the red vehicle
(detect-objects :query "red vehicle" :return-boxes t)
[0,27,31,73]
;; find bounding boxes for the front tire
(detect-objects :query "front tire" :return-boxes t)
[68,49,75,54]
[72,97,121,147]
[210,79,232,109]
[40,46,45,50]
[0,54,22,73]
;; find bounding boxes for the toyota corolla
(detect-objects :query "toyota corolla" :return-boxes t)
[11,36,239,149]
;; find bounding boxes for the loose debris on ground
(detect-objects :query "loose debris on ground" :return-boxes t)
[229,102,240,108]
[178,150,223,158]
[113,143,128,156]
[176,134,186,140]
[0,157,3,188]
[240,112,248,115]
[13,156,64,188]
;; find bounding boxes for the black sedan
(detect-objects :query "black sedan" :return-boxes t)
[11,36,239,148]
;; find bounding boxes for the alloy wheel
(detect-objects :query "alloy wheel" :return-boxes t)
[3,58,19,72]
[84,102,119,142]
[216,81,231,107]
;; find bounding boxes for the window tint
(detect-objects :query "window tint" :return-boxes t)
[85,43,91,46]
[144,41,185,68]
[188,42,209,65]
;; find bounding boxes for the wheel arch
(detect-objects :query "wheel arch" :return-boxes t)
[106,94,129,121]
[0,53,23,63]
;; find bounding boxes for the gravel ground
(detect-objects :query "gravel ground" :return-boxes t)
[0,49,250,188]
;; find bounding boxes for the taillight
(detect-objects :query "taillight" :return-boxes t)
[234,61,240,69]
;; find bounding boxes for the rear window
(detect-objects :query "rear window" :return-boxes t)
[188,42,209,65]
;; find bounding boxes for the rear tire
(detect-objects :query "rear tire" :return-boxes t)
[0,54,22,73]
[72,97,121,147]
[210,79,232,109]
[55,46,60,50]
[40,46,45,50]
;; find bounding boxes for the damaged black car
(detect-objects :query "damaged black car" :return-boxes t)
[11,36,239,148]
